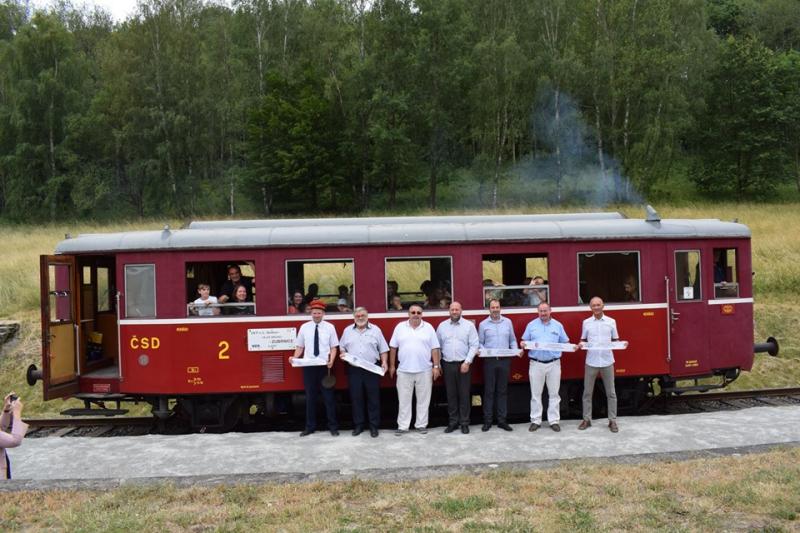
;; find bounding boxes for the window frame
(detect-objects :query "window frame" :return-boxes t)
[712,247,740,299]
[674,249,702,302]
[480,253,550,309]
[284,257,356,314]
[384,255,454,312]
[576,250,641,304]
[124,263,156,318]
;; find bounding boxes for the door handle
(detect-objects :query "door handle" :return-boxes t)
[670,309,680,324]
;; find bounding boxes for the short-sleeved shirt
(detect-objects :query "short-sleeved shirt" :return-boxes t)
[389,320,440,373]
[436,318,479,363]
[581,314,619,367]
[521,318,569,362]
[478,316,517,351]
[220,276,254,302]
[296,320,339,361]
[340,323,389,364]
[193,296,218,316]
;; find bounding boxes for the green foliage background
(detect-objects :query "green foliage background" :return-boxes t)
[1,0,800,221]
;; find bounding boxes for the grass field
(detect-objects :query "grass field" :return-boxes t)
[0,204,798,413]
[2,447,799,531]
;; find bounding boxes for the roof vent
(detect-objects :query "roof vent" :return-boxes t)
[645,205,661,222]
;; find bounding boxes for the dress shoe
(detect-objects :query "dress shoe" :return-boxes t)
[608,420,619,433]
[370,428,379,438]
[444,424,458,433]
[330,429,339,436]
[528,423,540,432]
[550,423,561,432]
[417,427,428,434]
[395,429,408,436]
[481,423,491,432]
[578,419,591,430]
[498,422,513,432]
[351,427,363,436]
[461,425,470,434]
[299,429,314,437]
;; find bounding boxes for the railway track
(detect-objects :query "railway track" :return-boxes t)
[662,387,800,414]
[24,416,156,438]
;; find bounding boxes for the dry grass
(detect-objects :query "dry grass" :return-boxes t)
[1,447,799,531]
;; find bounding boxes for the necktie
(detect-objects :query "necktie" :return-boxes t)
[314,324,320,356]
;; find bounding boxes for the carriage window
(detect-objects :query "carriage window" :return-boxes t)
[186,261,256,316]
[481,254,549,307]
[286,259,354,313]
[125,264,156,318]
[386,257,452,311]
[675,251,701,301]
[578,252,640,304]
[713,248,739,298]
[97,267,111,312]
[49,263,73,322]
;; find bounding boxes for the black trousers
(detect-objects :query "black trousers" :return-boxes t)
[483,357,511,424]
[348,365,381,430]
[443,360,472,426]
[303,366,338,431]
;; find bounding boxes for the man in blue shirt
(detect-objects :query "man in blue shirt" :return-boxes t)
[478,299,518,432]
[521,302,570,432]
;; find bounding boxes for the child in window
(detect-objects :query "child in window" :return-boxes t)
[193,283,220,316]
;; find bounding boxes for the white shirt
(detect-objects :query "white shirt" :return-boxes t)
[581,314,619,368]
[436,318,479,363]
[193,296,218,316]
[340,323,389,364]
[296,320,339,361]
[389,320,440,373]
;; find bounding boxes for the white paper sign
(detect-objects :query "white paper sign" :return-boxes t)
[683,287,694,299]
[341,353,386,376]
[581,341,629,350]
[290,357,328,367]
[248,327,296,351]
[527,342,578,352]
[480,348,522,358]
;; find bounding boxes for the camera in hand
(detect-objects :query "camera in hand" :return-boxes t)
[8,394,17,402]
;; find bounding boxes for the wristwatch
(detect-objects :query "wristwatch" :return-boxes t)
[433,365,440,369]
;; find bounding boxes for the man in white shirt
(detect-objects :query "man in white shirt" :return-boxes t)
[292,299,340,436]
[339,307,389,438]
[578,297,620,432]
[389,304,441,435]
[436,301,479,434]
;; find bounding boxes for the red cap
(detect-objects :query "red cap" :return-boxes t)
[308,299,326,310]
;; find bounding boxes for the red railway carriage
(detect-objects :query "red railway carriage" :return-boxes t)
[30,209,763,429]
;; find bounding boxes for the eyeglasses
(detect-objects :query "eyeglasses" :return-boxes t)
[409,311,422,315]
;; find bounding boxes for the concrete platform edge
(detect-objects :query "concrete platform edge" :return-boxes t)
[3,440,798,493]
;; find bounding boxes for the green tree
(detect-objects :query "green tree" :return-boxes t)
[690,36,788,198]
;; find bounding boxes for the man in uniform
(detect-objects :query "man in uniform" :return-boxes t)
[339,307,389,437]
[478,299,518,432]
[291,299,339,436]
[436,301,479,434]
[389,304,441,435]
[579,297,620,433]
[521,302,570,432]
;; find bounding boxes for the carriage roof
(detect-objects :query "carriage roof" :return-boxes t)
[54,212,750,254]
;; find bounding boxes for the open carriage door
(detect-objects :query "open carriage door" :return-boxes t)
[40,255,80,399]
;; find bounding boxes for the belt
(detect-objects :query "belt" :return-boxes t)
[529,358,560,363]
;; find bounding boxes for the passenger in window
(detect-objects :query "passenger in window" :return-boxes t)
[226,284,254,315]
[622,275,638,302]
[386,280,399,308]
[420,280,434,307]
[192,283,220,316]
[525,276,547,306]
[389,294,404,311]
[288,290,306,314]
[713,249,727,283]
[337,285,352,313]
[304,283,319,305]
[218,264,254,304]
